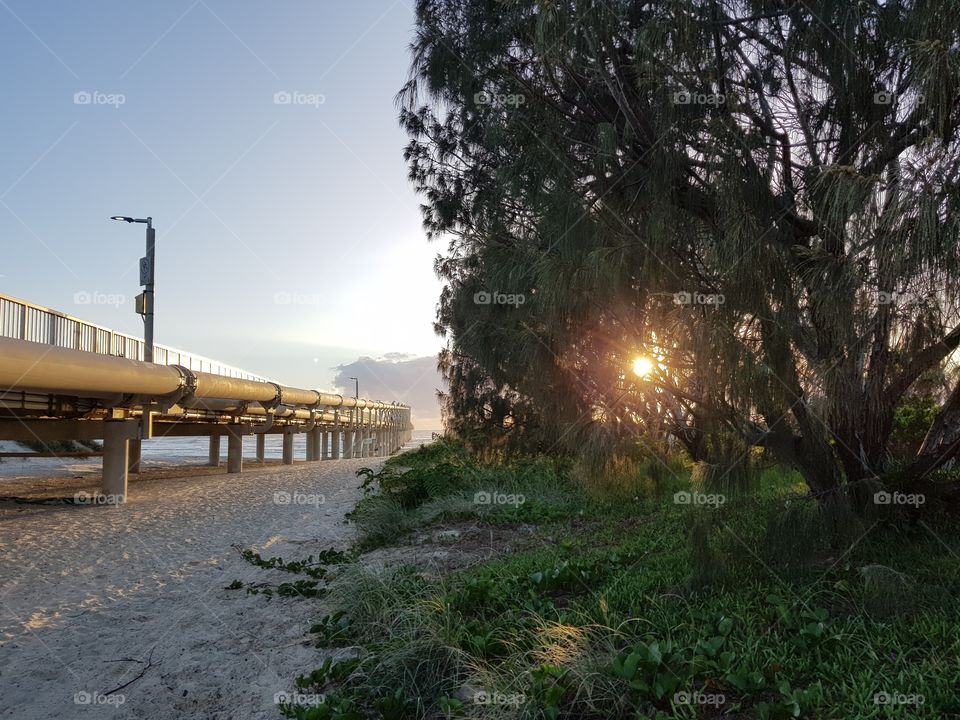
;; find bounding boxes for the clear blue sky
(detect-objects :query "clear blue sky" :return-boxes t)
[0,0,444,392]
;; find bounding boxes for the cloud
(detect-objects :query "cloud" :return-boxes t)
[333,354,444,431]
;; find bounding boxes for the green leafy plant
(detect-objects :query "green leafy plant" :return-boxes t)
[611,640,689,700]
[529,663,568,720]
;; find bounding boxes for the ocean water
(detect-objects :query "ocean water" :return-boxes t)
[138,429,436,461]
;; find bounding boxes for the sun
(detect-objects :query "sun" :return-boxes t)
[632,356,654,378]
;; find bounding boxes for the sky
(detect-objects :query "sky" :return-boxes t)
[0,0,445,425]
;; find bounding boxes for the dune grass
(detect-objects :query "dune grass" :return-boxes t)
[279,440,960,720]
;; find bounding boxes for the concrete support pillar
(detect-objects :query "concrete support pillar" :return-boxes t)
[227,429,243,474]
[209,434,221,467]
[311,429,322,460]
[331,429,341,459]
[360,430,369,458]
[306,430,316,461]
[349,410,357,459]
[256,433,265,462]
[367,410,374,456]
[128,437,142,474]
[350,408,359,458]
[282,432,295,465]
[321,430,330,460]
[102,421,130,502]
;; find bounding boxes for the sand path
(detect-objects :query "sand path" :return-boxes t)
[0,454,382,719]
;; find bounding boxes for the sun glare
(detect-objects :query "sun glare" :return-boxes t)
[632,356,654,378]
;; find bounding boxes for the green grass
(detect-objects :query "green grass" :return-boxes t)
[278,441,960,720]
[348,440,578,549]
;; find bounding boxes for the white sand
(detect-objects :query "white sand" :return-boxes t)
[0,453,387,719]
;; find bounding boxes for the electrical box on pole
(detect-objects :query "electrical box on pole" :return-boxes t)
[134,292,152,315]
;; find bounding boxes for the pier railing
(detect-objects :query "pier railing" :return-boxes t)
[0,292,267,380]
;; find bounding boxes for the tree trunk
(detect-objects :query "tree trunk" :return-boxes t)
[833,389,897,483]
[792,417,845,496]
[904,381,960,480]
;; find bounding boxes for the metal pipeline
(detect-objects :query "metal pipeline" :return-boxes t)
[0,337,182,397]
[0,337,408,416]
[176,399,342,424]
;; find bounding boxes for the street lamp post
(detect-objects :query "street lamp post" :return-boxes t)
[111,216,155,362]
[348,376,359,399]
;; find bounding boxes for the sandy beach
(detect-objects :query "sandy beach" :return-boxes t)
[0,452,386,719]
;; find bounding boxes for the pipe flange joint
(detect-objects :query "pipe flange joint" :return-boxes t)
[258,382,283,412]
[170,365,198,397]
[159,365,198,410]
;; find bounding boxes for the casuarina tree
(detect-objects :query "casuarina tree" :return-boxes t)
[401,0,960,497]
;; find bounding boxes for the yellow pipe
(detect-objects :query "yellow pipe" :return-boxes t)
[0,337,408,414]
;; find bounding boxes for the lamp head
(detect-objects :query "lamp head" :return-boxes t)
[110,215,150,224]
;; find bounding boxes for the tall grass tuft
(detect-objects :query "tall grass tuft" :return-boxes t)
[572,449,688,502]
[762,497,824,572]
[860,564,914,618]
[326,564,479,710]
[691,451,755,497]
[687,514,727,589]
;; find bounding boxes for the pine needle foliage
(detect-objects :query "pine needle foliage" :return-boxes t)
[402,0,960,497]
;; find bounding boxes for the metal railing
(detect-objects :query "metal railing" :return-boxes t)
[0,292,268,381]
